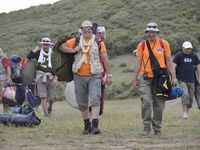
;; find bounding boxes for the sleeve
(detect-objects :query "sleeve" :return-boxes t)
[99,41,107,53]
[194,54,200,65]
[136,42,143,58]
[27,51,40,60]
[173,54,179,64]
[163,40,171,56]
[66,37,77,48]
[2,56,10,68]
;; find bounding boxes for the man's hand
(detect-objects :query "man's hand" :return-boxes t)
[133,78,140,89]
[106,74,112,86]
[32,46,41,53]
[73,46,81,53]
[171,78,178,86]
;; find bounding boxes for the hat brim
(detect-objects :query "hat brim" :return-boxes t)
[39,42,54,45]
[145,28,159,33]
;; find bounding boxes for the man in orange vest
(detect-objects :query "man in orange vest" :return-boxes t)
[133,22,178,136]
[60,20,112,135]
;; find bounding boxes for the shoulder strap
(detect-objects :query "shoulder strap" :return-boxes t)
[142,40,145,51]
[142,39,164,51]
[146,40,161,76]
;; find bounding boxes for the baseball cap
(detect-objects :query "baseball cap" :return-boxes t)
[182,41,193,49]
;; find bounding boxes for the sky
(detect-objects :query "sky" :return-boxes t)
[0,0,60,13]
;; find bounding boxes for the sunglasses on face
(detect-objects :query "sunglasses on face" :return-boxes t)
[148,26,157,28]
[42,40,50,43]
[82,27,92,31]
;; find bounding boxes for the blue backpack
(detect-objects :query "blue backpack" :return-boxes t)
[27,89,40,108]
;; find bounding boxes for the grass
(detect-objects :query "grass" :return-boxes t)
[0,98,200,150]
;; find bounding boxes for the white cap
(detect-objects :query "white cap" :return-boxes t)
[97,26,105,33]
[182,41,193,49]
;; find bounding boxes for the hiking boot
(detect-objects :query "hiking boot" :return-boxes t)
[48,100,53,115]
[48,104,52,115]
[91,127,101,134]
[82,119,91,135]
[140,127,151,136]
[154,130,161,136]
[91,119,101,135]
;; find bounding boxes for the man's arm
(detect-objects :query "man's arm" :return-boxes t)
[101,52,112,86]
[6,66,11,83]
[133,56,142,88]
[165,55,178,85]
[59,43,81,53]
[196,64,200,84]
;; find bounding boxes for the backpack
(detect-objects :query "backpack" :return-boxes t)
[9,55,23,83]
[51,32,81,82]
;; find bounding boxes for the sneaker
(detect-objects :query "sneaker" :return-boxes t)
[91,127,101,135]
[183,112,189,119]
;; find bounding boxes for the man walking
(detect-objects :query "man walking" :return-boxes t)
[173,41,200,119]
[27,37,57,117]
[60,20,112,134]
[133,22,177,136]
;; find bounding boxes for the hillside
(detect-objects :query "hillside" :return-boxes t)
[0,0,200,56]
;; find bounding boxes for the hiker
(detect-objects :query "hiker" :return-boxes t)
[59,20,112,135]
[133,22,178,136]
[173,41,200,119]
[27,37,57,117]
[97,26,106,42]
[0,48,12,112]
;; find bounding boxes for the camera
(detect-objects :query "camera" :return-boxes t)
[143,73,148,80]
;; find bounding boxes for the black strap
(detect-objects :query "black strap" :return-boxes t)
[146,40,161,77]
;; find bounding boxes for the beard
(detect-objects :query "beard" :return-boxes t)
[82,33,93,38]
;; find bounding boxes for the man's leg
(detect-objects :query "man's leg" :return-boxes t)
[139,78,154,135]
[41,97,49,116]
[153,96,165,135]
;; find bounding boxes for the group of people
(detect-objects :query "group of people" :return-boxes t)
[0,20,199,136]
[133,22,200,136]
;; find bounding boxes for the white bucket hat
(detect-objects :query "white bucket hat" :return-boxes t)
[145,22,159,33]
[39,37,53,45]
[81,20,93,28]
[182,41,193,49]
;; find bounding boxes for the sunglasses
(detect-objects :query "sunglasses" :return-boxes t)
[42,40,50,43]
[148,26,157,28]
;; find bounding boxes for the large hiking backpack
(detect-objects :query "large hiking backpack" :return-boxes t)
[9,55,23,83]
[51,32,81,82]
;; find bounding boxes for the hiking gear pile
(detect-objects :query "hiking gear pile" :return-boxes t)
[0,104,41,126]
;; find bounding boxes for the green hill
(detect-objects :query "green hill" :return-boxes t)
[0,0,200,56]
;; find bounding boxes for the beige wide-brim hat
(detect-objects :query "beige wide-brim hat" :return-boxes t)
[81,20,93,28]
[39,37,54,45]
[145,22,159,33]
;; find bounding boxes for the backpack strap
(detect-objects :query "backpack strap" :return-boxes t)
[142,40,145,51]
[159,38,164,49]
[142,38,164,51]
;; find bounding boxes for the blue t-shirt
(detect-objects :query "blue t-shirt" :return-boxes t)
[173,51,200,82]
